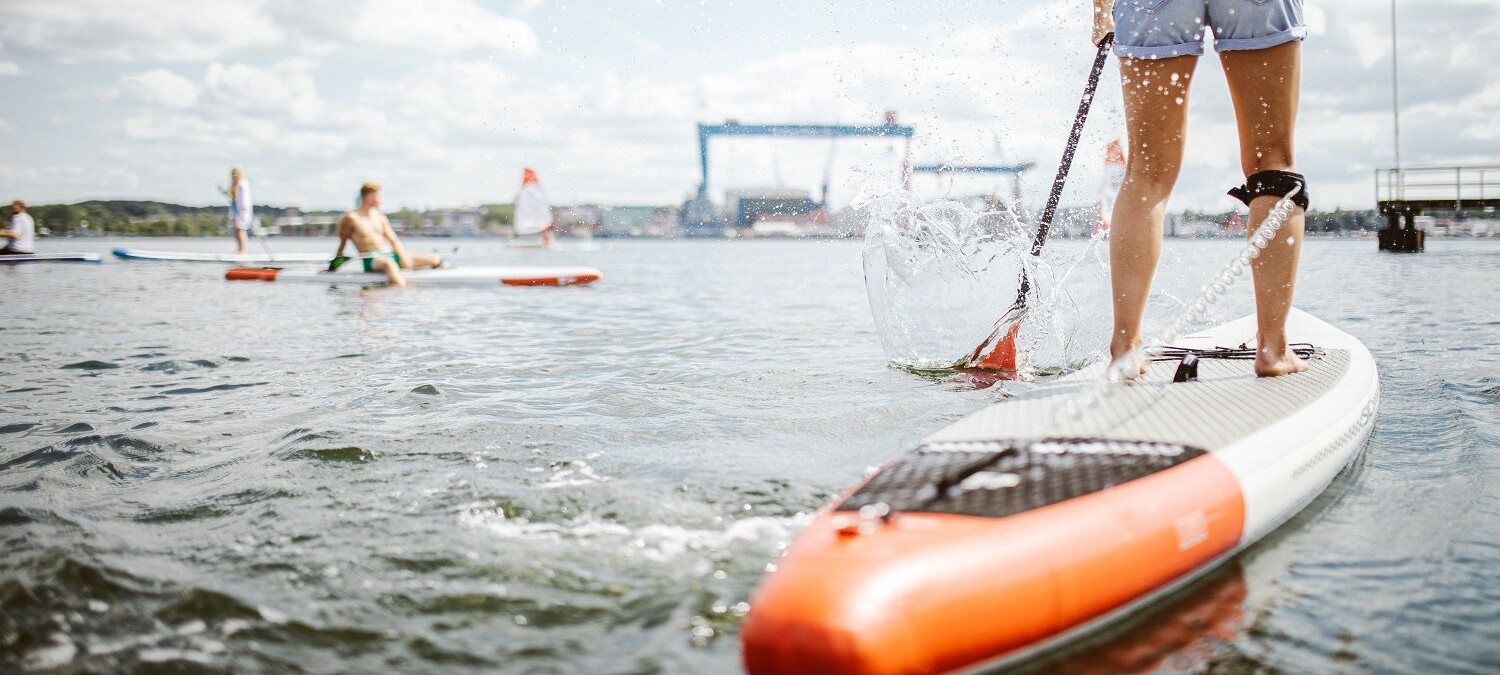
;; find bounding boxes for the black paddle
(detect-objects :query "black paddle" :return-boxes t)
[964,33,1115,370]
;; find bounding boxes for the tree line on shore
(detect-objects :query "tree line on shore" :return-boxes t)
[1180,208,1385,233]
[22,200,518,236]
[26,200,268,237]
[22,199,1388,237]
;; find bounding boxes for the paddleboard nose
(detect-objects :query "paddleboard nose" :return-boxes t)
[741,529,933,675]
[225,268,281,281]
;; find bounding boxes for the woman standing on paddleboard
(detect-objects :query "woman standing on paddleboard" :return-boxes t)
[1096,0,1311,377]
[223,166,252,254]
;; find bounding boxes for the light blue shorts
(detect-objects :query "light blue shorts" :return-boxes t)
[1113,0,1306,59]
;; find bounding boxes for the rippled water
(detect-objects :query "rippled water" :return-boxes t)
[2,237,1497,673]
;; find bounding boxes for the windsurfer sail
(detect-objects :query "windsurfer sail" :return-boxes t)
[513,168,555,247]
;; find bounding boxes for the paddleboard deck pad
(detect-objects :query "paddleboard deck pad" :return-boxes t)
[741,309,1378,674]
[225,265,601,287]
[114,248,331,264]
[0,253,102,264]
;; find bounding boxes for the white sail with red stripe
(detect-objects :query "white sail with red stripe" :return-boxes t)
[514,168,553,237]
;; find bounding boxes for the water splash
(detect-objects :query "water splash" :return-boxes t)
[858,182,1106,374]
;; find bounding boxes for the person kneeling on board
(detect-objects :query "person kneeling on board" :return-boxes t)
[0,199,36,255]
[331,182,442,287]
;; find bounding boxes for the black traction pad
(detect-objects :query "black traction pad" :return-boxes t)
[838,439,1207,519]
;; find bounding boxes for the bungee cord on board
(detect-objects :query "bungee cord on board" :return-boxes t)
[1056,185,1304,424]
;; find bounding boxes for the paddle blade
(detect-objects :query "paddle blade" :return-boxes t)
[961,299,1026,371]
[975,321,1021,371]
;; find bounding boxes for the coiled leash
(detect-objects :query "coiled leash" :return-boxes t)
[1150,343,1323,383]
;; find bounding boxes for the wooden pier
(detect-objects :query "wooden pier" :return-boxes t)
[1376,164,1500,252]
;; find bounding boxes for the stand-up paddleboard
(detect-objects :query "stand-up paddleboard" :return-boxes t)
[742,309,1378,674]
[225,265,601,287]
[113,248,331,264]
[0,253,103,264]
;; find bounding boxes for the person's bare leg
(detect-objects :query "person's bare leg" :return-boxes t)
[1221,42,1308,377]
[234,228,248,254]
[1110,54,1199,373]
[406,252,443,269]
[373,257,406,287]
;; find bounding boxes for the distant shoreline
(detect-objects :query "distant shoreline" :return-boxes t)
[19,198,1496,240]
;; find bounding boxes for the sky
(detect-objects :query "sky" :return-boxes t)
[0,0,1495,212]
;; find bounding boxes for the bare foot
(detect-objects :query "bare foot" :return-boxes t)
[1255,341,1309,377]
[1109,333,1149,379]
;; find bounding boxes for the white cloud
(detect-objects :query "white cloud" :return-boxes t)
[1345,20,1389,69]
[350,0,539,58]
[0,0,1495,210]
[0,1,280,63]
[113,59,383,162]
[0,0,538,63]
[0,163,140,198]
[361,61,515,124]
[110,69,200,108]
[1304,2,1328,37]
[0,62,21,76]
[103,60,347,130]
[204,60,327,122]
[259,0,541,59]
[0,118,14,133]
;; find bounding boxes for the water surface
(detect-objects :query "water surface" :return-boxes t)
[2,237,1496,673]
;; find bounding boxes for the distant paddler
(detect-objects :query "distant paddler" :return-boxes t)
[1,199,36,255]
[513,168,555,247]
[332,182,443,287]
[219,166,254,254]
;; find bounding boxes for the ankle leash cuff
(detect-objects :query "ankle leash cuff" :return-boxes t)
[1228,170,1309,211]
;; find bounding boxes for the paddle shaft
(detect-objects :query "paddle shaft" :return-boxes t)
[967,34,1113,370]
[1017,33,1114,299]
[251,224,277,259]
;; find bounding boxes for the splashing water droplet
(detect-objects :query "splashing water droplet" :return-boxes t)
[858,181,1102,372]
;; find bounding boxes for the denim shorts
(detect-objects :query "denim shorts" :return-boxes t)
[1113,0,1306,59]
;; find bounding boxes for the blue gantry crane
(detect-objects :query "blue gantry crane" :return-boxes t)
[680,113,916,236]
[910,161,1036,218]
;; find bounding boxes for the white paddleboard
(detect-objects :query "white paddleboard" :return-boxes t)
[742,309,1379,674]
[226,265,601,287]
[0,253,103,264]
[114,248,330,264]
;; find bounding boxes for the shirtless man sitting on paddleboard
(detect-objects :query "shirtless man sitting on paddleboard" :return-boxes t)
[333,182,441,287]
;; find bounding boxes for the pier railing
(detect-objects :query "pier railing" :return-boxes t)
[1375,164,1500,212]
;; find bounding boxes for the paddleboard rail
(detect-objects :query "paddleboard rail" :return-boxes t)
[0,253,103,264]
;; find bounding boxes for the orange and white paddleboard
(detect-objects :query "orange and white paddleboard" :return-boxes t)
[225,265,601,287]
[742,309,1378,674]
